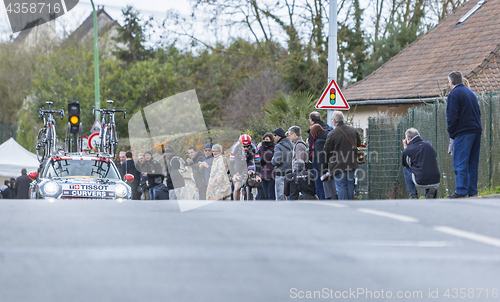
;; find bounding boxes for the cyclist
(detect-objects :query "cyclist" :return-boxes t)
[229,134,261,200]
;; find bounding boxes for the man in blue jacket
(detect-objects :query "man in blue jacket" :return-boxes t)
[402,128,440,199]
[446,71,482,198]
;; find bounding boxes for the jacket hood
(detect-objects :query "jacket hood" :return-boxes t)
[279,137,294,151]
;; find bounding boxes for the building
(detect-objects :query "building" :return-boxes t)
[14,18,61,50]
[66,7,124,52]
[343,0,500,131]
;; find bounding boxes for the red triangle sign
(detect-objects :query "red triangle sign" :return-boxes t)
[315,79,350,110]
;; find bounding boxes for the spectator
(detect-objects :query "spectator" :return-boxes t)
[9,178,16,199]
[244,165,261,200]
[136,153,149,199]
[164,147,186,200]
[446,71,482,198]
[118,151,127,178]
[254,141,265,200]
[271,127,294,200]
[324,111,361,200]
[15,168,32,199]
[284,159,317,200]
[207,144,231,200]
[1,180,15,199]
[258,133,276,200]
[288,126,308,169]
[310,124,337,200]
[123,151,142,200]
[307,111,333,199]
[143,150,163,200]
[402,128,440,199]
[198,143,214,200]
[186,146,205,199]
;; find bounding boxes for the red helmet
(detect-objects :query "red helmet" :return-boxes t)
[239,134,252,146]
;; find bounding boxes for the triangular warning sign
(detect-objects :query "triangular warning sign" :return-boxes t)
[90,120,101,133]
[315,79,350,110]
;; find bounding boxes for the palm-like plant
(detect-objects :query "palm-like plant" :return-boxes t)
[264,91,319,124]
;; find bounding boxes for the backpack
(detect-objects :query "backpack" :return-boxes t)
[170,156,188,174]
[295,141,313,171]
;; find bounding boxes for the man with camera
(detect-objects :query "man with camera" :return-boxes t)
[402,128,440,199]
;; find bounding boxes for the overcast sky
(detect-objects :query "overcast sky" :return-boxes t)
[0,0,193,39]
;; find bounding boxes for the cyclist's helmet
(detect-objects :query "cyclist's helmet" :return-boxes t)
[239,134,252,146]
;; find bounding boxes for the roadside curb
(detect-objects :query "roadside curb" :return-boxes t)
[477,193,500,199]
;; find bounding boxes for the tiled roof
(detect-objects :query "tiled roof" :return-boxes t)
[344,0,500,102]
[68,8,117,42]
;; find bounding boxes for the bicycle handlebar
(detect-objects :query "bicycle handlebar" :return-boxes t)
[93,107,126,119]
[39,107,64,120]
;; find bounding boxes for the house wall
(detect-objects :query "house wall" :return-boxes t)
[349,104,421,137]
[19,22,61,50]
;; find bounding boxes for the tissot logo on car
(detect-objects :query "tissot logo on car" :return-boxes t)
[69,184,109,191]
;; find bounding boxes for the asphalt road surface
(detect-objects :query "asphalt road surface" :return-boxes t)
[1,198,499,302]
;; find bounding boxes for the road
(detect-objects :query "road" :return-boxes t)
[1,198,499,302]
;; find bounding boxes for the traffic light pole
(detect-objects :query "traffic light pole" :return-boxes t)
[91,0,100,120]
[327,0,337,127]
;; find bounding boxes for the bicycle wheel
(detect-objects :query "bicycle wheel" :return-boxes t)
[51,124,57,155]
[99,127,107,153]
[109,125,117,157]
[239,186,246,201]
[105,126,112,155]
[46,126,53,157]
[36,128,47,162]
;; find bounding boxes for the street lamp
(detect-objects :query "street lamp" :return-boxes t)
[90,0,100,120]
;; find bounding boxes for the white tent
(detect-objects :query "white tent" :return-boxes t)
[0,138,40,177]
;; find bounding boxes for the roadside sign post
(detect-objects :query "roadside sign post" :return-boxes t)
[327,0,338,126]
[315,79,350,110]
[88,132,100,151]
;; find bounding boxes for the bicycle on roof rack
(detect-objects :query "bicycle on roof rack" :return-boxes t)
[36,101,64,162]
[93,100,126,158]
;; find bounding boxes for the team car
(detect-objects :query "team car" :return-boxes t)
[29,154,133,200]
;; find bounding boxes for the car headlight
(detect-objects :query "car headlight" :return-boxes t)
[43,181,60,195]
[115,184,128,198]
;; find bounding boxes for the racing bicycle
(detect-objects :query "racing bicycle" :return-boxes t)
[93,100,126,157]
[36,101,64,162]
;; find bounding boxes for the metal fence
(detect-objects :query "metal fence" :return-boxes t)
[366,92,500,199]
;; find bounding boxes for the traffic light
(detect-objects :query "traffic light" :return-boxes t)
[330,88,336,105]
[68,99,80,134]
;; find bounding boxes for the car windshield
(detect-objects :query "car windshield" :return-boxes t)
[43,159,121,179]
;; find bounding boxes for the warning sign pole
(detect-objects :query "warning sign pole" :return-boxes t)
[327,0,337,127]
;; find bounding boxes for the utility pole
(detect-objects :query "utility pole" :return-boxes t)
[327,0,337,127]
[90,0,100,120]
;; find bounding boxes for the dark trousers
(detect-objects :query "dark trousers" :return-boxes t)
[403,167,437,198]
[261,178,276,200]
[312,163,325,200]
[132,187,142,200]
[453,133,481,196]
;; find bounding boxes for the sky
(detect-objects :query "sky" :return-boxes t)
[0,0,194,40]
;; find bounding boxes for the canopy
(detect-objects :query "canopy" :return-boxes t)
[0,138,40,177]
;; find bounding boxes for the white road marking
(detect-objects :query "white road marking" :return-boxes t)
[298,201,348,208]
[434,226,500,247]
[348,241,455,248]
[357,208,419,223]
